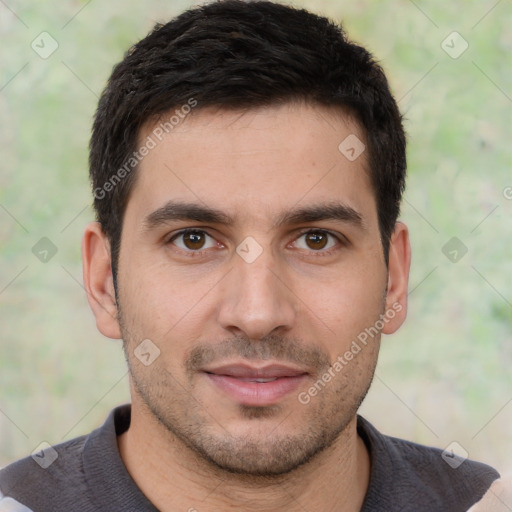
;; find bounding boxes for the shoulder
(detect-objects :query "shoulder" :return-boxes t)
[387,433,499,492]
[0,435,89,508]
[0,405,130,512]
[358,415,500,511]
[0,495,35,511]
[467,475,512,511]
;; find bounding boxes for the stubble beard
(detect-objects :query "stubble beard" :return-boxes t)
[117,301,380,478]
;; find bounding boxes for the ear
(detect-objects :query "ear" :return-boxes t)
[82,222,122,339]
[382,221,411,335]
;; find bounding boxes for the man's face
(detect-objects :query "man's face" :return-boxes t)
[115,102,393,475]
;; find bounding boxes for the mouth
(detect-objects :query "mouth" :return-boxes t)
[202,362,310,406]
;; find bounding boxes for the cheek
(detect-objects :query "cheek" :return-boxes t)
[117,254,219,343]
[302,270,386,351]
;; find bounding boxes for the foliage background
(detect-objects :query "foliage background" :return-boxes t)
[1,0,511,473]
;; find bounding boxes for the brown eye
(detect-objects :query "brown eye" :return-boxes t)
[294,230,339,253]
[183,232,205,250]
[169,230,216,252]
[305,232,328,250]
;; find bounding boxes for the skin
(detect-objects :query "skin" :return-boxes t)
[82,101,411,511]
[468,476,512,511]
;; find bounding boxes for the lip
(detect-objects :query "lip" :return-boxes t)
[202,362,309,406]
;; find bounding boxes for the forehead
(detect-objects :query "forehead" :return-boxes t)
[128,102,376,230]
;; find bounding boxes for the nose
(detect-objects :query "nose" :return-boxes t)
[216,245,297,340]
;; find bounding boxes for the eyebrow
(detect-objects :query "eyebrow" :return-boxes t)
[143,200,365,232]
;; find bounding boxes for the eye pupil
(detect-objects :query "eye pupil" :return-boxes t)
[184,232,205,250]
[306,232,328,250]
[174,230,335,254]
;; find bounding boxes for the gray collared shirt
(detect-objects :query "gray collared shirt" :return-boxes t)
[0,404,500,511]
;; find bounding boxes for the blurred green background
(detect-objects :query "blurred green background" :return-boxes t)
[1,0,511,473]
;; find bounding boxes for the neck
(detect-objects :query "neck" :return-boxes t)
[118,401,370,512]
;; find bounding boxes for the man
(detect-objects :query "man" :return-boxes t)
[0,1,501,510]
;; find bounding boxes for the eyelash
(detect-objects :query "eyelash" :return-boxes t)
[166,228,346,258]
